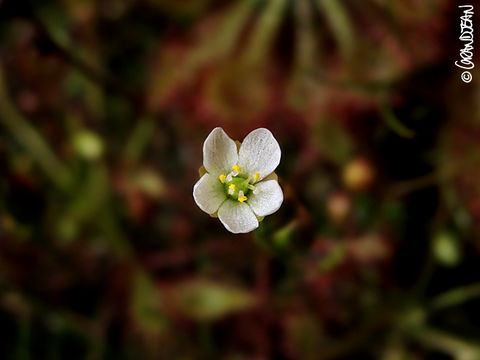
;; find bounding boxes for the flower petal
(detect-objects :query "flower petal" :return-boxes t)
[218,199,259,234]
[248,180,283,216]
[193,174,227,214]
[203,127,238,175]
[238,128,281,180]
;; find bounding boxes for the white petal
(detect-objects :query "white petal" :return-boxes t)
[203,127,238,175]
[248,180,283,216]
[218,199,259,234]
[193,174,226,214]
[238,128,281,181]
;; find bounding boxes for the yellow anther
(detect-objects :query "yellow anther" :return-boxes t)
[238,196,247,202]
[229,184,236,190]
[254,173,260,180]
[218,174,226,183]
[232,165,242,173]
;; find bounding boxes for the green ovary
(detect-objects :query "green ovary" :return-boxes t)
[224,176,250,199]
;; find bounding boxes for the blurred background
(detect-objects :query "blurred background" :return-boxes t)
[0,0,479,359]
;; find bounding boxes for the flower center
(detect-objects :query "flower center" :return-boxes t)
[218,166,260,202]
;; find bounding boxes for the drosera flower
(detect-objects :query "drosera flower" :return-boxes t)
[193,127,283,234]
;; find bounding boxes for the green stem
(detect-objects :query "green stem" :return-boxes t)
[380,100,415,138]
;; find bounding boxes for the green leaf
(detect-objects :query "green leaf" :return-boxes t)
[318,244,345,272]
[273,221,298,248]
[131,271,168,335]
[314,120,354,165]
[173,280,257,321]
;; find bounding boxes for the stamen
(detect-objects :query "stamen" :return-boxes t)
[238,191,247,202]
[254,173,260,180]
[228,183,235,195]
[226,173,233,182]
[253,189,259,195]
[232,165,242,173]
[218,174,226,183]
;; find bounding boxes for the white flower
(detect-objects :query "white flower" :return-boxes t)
[193,127,283,234]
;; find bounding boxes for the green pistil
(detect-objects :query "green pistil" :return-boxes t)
[224,176,250,199]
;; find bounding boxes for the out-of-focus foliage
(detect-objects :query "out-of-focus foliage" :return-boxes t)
[1,0,480,359]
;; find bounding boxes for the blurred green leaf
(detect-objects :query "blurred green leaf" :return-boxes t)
[35,3,72,48]
[173,280,257,322]
[147,0,212,20]
[273,221,298,248]
[286,314,322,360]
[380,102,415,139]
[319,244,345,272]
[431,283,480,311]
[132,168,166,199]
[64,69,103,116]
[315,0,355,60]
[314,120,354,165]
[131,271,169,336]
[123,119,155,164]
[0,66,70,188]
[410,327,480,360]
[243,0,287,65]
